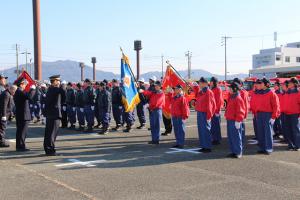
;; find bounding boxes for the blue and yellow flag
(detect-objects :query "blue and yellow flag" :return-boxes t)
[121,53,140,112]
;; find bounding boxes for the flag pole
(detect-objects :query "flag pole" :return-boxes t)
[165,60,190,86]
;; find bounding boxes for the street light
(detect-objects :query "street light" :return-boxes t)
[20,50,31,72]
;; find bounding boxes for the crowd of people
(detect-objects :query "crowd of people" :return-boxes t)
[0,73,299,158]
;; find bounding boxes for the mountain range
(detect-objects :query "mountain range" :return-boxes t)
[3,60,249,82]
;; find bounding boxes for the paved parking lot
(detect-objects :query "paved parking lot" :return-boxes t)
[1,111,300,200]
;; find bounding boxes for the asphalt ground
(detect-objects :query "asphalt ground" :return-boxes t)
[1,111,300,200]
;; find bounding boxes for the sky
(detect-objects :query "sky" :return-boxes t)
[1,0,300,75]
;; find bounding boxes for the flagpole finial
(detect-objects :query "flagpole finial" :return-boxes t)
[120,47,124,54]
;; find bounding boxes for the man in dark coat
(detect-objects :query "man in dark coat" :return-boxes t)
[0,85,17,148]
[43,75,66,156]
[97,82,112,135]
[14,79,31,151]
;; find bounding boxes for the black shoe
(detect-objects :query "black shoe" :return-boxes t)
[226,153,235,158]
[68,125,76,129]
[148,141,159,145]
[112,125,121,131]
[287,147,295,151]
[16,148,30,152]
[257,150,271,155]
[198,148,212,153]
[212,140,221,145]
[98,129,109,135]
[233,154,242,159]
[172,145,184,149]
[137,124,146,129]
[0,141,10,148]
[162,131,171,136]
[123,127,132,133]
[294,148,299,151]
[45,152,61,156]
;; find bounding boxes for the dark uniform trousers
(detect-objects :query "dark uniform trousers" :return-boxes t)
[112,104,124,126]
[44,118,60,154]
[61,106,68,127]
[0,120,6,144]
[163,114,172,133]
[136,103,146,125]
[16,120,29,149]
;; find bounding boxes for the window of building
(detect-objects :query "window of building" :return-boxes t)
[276,55,281,61]
[297,57,300,62]
[285,56,290,62]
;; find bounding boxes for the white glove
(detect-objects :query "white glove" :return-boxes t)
[42,104,45,108]
[34,105,37,109]
[235,121,241,129]
[62,106,66,111]
[269,119,275,125]
[139,89,144,93]
[80,108,84,112]
[91,106,95,111]
[1,116,7,121]
[30,104,33,108]
[207,119,211,124]
[215,113,220,117]
[72,107,76,112]
[43,94,46,97]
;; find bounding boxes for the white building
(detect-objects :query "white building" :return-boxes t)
[250,42,300,78]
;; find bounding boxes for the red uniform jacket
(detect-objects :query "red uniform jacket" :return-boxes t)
[250,89,280,119]
[143,90,165,111]
[283,89,300,115]
[193,86,216,120]
[225,93,246,122]
[170,94,190,119]
[211,87,223,114]
[240,89,249,119]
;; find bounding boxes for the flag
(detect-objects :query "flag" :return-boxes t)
[14,71,35,92]
[162,65,187,118]
[120,53,140,112]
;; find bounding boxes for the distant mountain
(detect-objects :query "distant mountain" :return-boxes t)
[3,60,248,82]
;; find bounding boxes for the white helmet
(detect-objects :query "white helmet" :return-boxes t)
[30,85,36,90]
[149,76,157,82]
[40,83,46,88]
[138,78,145,83]
[61,80,67,85]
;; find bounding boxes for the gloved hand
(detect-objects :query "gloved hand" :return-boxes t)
[139,89,144,93]
[80,108,84,112]
[269,118,275,125]
[215,113,220,117]
[235,121,241,129]
[72,107,76,112]
[91,106,95,111]
[62,106,66,111]
[30,104,33,108]
[43,94,46,97]
[1,116,7,122]
[34,105,37,109]
[207,119,211,124]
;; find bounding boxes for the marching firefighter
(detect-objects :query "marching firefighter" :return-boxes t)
[283,78,300,151]
[141,80,165,144]
[225,82,246,158]
[97,82,112,135]
[83,78,95,132]
[66,82,76,129]
[75,83,85,131]
[210,77,223,145]
[193,77,216,153]
[251,78,280,155]
[136,78,147,129]
[170,85,190,148]
[111,79,124,131]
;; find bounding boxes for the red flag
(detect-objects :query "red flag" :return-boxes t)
[14,71,35,92]
[162,66,186,119]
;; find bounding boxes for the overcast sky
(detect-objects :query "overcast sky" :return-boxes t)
[1,0,300,75]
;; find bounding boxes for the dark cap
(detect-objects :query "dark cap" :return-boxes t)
[76,82,82,88]
[84,78,91,83]
[154,81,161,86]
[112,79,118,83]
[210,77,218,83]
[261,78,270,86]
[67,82,72,86]
[175,84,183,89]
[0,74,8,79]
[229,82,240,91]
[274,80,280,86]
[199,77,208,83]
[289,77,299,85]
[99,82,106,87]
[103,79,108,84]
[49,75,60,81]
[233,78,242,85]
[255,79,262,84]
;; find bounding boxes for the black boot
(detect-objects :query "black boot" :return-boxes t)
[137,124,146,129]
[123,125,132,133]
[112,124,121,131]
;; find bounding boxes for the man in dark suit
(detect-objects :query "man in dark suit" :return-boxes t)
[0,85,17,148]
[44,75,65,156]
[14,79,31,151]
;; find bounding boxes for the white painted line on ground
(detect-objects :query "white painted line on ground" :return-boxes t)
[165,148,201,154]
[55,158,107,168]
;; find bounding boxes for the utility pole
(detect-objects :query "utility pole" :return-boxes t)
[91,57,97,81]
[15,44,19,78]
[79,62,85,81]
[32,0,42,80]
[161,54,164,79]
[21,50,31,72]
[30,58,32,77]
[222,36,231,81]
[185,51,192,79]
